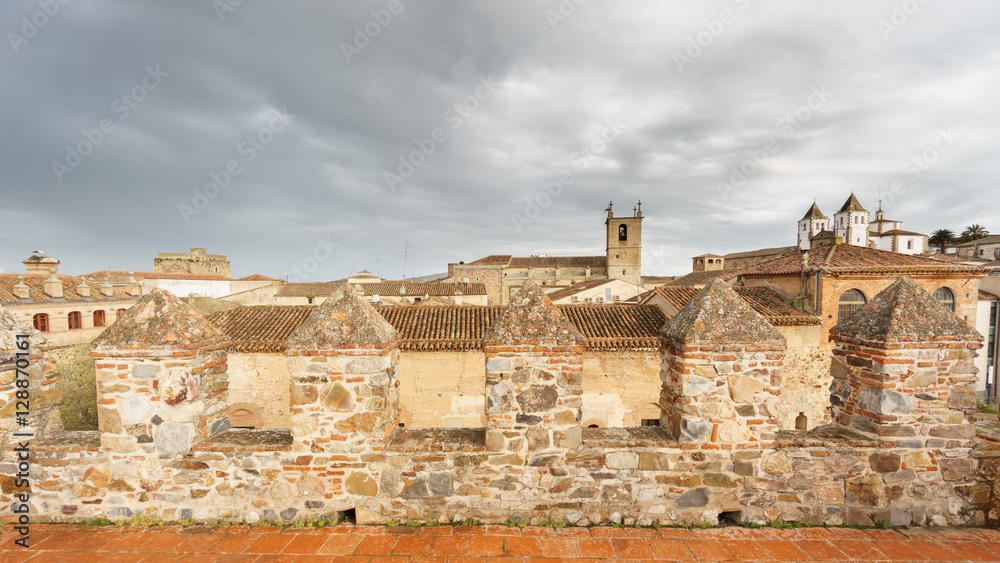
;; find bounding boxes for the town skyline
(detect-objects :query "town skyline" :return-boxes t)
[2,2,999,279]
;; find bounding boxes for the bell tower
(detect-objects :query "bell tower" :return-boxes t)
[605,200,643,285]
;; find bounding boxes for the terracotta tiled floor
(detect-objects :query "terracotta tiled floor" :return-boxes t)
[2,524,999,562]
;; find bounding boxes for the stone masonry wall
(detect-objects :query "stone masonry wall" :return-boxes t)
[4,281,995,528]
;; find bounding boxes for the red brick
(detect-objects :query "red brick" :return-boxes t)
[135,533,191,553]
[393,536,433,556]
[282,534,331,554]
[796,539,848,560]
[503,537,541,557]
[245,534,296,554]
[317,534,365,555]
[830,539,889,561]
[467,536,504,556]
[539,538,577,558]
[610,538,653,559]
[356,536,398,556]
[684,539,732,560]
[948,541,999,561]
[212,533,263,554]
[430,536,469,556]
[576,538,615,559]
[648,538,693,560]
[719,539,768,560]
[757,538,809,560]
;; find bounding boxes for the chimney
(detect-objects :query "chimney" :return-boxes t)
[43,269,63,298]
[794,251,811,313]
[12,276,30,299]
[124,272,142,296]
[100,277,114,298]
[77,280,92,298]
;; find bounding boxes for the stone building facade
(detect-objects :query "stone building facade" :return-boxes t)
[6,279,998,527]
[154,248,231,278]
[448,202,644,305]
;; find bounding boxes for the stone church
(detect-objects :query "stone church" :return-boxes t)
[448,201,643,304]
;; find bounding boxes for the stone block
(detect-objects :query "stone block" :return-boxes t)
[605,452,638,470]
[638,453,670,471]
[516,385,558,413]
[869,452,901,473]
[728,375,764,403]
[153,423,195,454]
[526,427,549,451]
[762,452,791,474]
[675,487,709,509]
[320,383,353,412]
[874,508,911,526]
[939,458,975,481]
[682,374,714,397]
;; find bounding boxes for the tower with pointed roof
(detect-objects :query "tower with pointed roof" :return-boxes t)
[797,202,830,250]
[833,193,870,248]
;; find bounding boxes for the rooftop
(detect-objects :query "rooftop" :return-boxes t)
[651,285,820,326]
[739,244,985,277]
[0,273,133,303]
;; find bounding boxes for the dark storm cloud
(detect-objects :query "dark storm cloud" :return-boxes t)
[1,0,998,278]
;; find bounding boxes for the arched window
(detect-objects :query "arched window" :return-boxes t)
[837,289,867,321]
[68,311,82,330]
[618,224,627,241]
[933,287,955,312]
[33,313,49,332]
[116,308,127,319]
[93,310,106,327]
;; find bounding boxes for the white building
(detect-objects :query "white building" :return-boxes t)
[796,195,927,255]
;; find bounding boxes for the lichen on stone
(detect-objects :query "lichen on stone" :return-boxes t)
[661,279,783,343]
[483,281,585,343]
[831,276,982,341]
[287,285,397,348]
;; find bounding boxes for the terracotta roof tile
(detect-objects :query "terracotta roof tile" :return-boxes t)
[236,274,281,281]
[376,305,501,351]
[955,235,1000,247]
[467,255,513,265]
[739,244,986,276]
[0,274,133,303]
[83,270,231,281]
[274,282,340,298]
[558,304,666,350]
[665,269,740,286]
[652,285,820,326]
[209,303,666,352]
[361,281,487,296]
[545,279,614,301]
[207,305,316,352]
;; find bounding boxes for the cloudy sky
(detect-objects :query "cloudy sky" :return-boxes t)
[2,1,998,280]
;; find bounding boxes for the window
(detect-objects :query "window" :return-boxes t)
[640,419,660,427]
[837,289,867,321]
[33,313,49,332]
[68,311,82,330]
[995,248,1000,258]
[933,287,955,312]
[618,224,627,241]
[907,240,913,250]
[93,310,106,327]
[116,308,126,319]
[307,297,314,304]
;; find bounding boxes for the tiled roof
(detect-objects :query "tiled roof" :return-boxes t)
[207,306,315,352]
[558,304,666,350]
[83,270,231,281]
[800,202,827,220]
[545,279,614,302]
[872,229,925,237]
[509,256,606,268]
[651,286,820,326]
[738,244,985,276]
[955,235,1000,247]
[0,274,133,303]
[467,255,513,266]
[209,303,666,352]
[980,290,1000,301]
[236,274,281,281]
[723,246,797,260]
[375,305,501,351]
[837,193,867,213]
[274,282,340,298]
[640,276,677,284]
[664,269,740,286]
[360,281,487,296]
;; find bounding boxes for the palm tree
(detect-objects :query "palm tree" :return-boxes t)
[959,224,989,243]
[928,229,956,253]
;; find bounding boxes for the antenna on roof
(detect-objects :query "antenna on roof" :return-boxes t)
[402,241,411,279]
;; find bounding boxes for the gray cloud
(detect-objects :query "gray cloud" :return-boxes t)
[1,0,998,278]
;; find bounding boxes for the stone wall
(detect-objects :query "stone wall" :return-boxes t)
[581,350,660,428]
[397,351,485,428]
[6,281,996,528]
[227,352,291,429]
